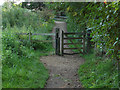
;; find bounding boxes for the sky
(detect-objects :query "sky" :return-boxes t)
[0,0,4,5]
[0,0,25,6]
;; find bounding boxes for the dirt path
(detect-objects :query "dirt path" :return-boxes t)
[40,54,85,88]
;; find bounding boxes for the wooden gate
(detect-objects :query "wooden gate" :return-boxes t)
[61,30,86,56]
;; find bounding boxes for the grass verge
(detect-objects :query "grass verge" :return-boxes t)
[2,49,49,88]
[78,53,118,88]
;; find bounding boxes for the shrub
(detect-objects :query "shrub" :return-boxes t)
[2,4,42,31]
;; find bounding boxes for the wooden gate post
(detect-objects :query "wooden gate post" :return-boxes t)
[29,32,32,42]
[87,29,92,53]
[61,30,64,56]
[55,28,60,55]
[83,30,86,54]
[58,37,60,55]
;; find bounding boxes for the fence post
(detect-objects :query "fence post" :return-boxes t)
[61,30,64,56]
[29,32,31,42]
[83,30,86,54]
[55,28,59,55]
[58,37,60,55]
[87,29,92,53]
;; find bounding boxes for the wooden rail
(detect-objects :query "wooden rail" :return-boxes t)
[64,43,83,45]
[17,33,55,36]
[17,33,55,43]
[31,40,54,43]
[61,31,85,55]
[64,32,83,35]
[64,37,83,39]
[63,52,83,55]
[63,47,83,50]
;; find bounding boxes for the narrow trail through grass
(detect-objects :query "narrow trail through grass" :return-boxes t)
[40,54,85,88]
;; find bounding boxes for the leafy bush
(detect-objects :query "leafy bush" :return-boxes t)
[65,2,119,60]
[2,4,42,31]
[47,2,120,60]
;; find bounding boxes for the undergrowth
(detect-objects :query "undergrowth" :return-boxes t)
[78,53,118,88]
[2,27,51,88]
[2,3,54,88]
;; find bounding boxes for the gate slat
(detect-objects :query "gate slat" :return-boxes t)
[64,37,83,39]
[63,47,83,50]
[63,52,83,55]
[64,43,83,45]
[64,32,83,35]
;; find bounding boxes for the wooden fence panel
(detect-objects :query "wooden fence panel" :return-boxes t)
[62,31,84,55]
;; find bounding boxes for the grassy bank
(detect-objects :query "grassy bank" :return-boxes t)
[2,27,51,88]
[2,4,55,88]
[78,53,118,88]
[2,50,49,88]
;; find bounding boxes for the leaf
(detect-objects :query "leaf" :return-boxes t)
[91,39,94,42]
[73,12,77,16]
[67,6,70,12]
[113,41,118,46]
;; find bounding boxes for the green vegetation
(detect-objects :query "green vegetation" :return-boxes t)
[2,27,50,88]
[78,53,118,88]
[47,2,119,88]
[47,2,119,59]
[2,2,55,88]
[2,4,54,32]
[2,1,119,88]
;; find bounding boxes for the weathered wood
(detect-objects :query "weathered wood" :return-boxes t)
[64,43,83,45]
[31,40,53,43]
[83,30,86,53]
[63,52,83,55]
[87,30,92,53]
[18,39,54,43]
[17,33,55,36]
[64,37,83,39]
[29,32,31,42]
[64,32,83,35]
[63,53,80,55]
[63,47,83,50]
[57,37,60,55]
[64,34,83,53]
[32,33,55,36]
[55,28,59,55]
[61,30,64,56]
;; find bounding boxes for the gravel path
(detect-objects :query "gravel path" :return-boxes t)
[40,54,85,88]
